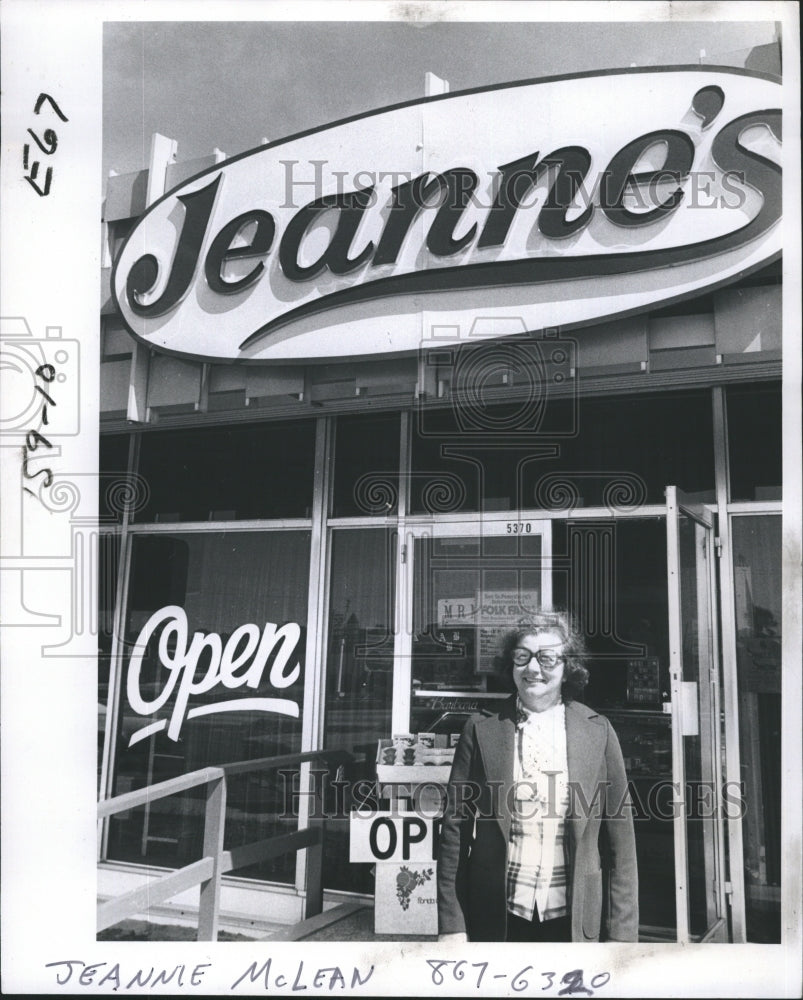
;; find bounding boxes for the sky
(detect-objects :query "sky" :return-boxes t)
[102,13,779,180]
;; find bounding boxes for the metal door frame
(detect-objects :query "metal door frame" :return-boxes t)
[666,485,728,943]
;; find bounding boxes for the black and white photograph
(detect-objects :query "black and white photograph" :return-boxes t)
[1,1,801,995]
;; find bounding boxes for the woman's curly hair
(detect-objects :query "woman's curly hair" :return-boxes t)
[495,610,590,702]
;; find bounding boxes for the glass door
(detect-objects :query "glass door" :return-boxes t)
[665,486,727,942]
[321,527,396,893]
[400,517,551,739]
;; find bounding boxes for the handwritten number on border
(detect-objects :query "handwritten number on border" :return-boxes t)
[24,94,67,196]
[426,960,610,994]
[34,93,68,120]
[28,127,58,155]
[559,969,593,996]
[22,365,58,499]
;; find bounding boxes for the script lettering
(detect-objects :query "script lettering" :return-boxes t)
[126,606,302,744]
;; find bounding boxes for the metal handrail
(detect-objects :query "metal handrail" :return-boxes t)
[97,749,353,941]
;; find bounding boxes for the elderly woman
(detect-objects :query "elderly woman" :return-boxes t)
[437,612,638,943]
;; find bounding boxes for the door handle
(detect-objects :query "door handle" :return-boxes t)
[681,681,699,736]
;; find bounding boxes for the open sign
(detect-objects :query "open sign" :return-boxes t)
[125,605,302,745]
[350,813,441,863]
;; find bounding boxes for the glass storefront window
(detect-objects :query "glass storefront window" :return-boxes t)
[105,530,310,885]
[99,434,132,523]
[332,412,400,517]
[732,515,781,943]
[135,421,316,522]
[726,383,782,502]
[552,519,670,710]
[554,518,676,936]
[322,529,396,893]
[410,390,715,514]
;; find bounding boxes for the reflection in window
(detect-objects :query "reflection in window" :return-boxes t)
[322,530,395,893]
[136,421,316,522]
[106,531,310,885]
[732,515,781,943]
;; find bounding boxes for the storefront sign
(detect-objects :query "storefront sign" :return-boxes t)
[351,814,440,936]
[125,605,302,745]
[350,812,440,863]
[112,68,781,362]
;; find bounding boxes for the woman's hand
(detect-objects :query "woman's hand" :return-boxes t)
[437,932,468,943]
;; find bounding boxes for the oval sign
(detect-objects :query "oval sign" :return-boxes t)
[112,67,782,363]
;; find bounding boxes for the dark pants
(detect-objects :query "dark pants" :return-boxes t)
[506,909,572,942]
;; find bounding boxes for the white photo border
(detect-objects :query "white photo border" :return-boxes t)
[1,1,800,996]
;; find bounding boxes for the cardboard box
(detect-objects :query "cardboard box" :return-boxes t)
[375,738,454,784]
[374,861,438,936]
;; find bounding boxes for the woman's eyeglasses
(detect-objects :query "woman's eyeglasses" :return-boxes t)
[511,648,566,669]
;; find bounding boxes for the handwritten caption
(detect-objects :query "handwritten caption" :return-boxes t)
[23,92,68,197]
[22,362,60,501]
[44,958,375,992]
[43,956,609,994]
[426,960,611,995]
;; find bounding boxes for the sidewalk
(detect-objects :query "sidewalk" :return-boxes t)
[98,905,437,943]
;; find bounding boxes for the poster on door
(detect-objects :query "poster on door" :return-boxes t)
[437,589,540,673]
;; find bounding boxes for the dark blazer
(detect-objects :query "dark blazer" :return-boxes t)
[437,697,639,942]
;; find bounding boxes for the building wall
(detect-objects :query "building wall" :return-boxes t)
[97,50,784,941]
